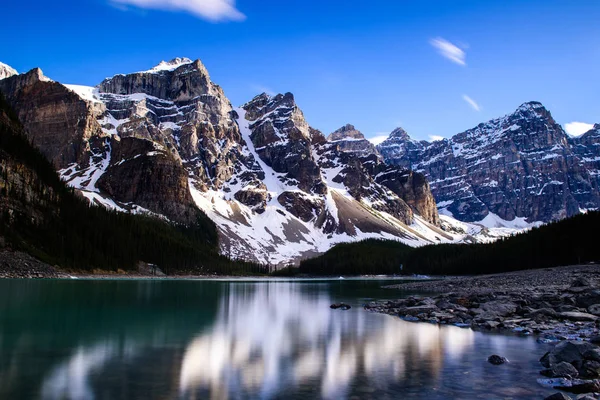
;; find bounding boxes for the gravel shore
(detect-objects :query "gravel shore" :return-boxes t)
[0,250,68,279]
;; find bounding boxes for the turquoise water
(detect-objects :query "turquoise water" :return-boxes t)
[0,278,555,399]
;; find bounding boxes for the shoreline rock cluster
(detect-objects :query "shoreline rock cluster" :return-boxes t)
[366,266,600,342]
[540,340,600,399]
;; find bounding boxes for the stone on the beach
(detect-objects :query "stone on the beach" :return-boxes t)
[544,393,572,400]
[485,321,501,329]
[487,354,508,365]
[402,305,438,316]
[553,379,600,394]
[576,290,600,309]
[590,336,600,345]
[583,349,600,362]
[478,300,518,317]
[528,308,559,319]
[575,395,597,400]
[545,341,597,369]
[550,361,580,378]
[572,277,592,288]
[587,304,600,316]
[581,359,600,378]
[559,312,599,322]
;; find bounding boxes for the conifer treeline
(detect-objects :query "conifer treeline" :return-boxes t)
[0,93,267,275]
[299,211,600,275]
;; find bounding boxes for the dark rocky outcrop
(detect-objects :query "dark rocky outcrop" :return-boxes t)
[243,92,326,194]
[378,102,600,223]
[96,137,201,224]
[0,68,103,168]
[326,124,379,157]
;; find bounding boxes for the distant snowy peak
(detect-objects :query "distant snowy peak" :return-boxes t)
[389,127,413,141]
[144,57,194,73]
[0,62,18,80]
[380,100,600,224]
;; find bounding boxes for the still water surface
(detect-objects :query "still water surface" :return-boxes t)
[0,278,555,399]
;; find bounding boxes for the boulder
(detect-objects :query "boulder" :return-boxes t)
[544,341,597,369]
[553,379,600,394]
[580,360,600,378]
[549,362,580,379]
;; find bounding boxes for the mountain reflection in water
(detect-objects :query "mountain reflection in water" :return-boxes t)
[179,282,475,399]
[0,279,552,399]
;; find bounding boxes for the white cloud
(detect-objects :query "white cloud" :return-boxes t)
[429,135,444,142]
[564,121,594,137]
[429,37,466,66]
[368,134,389,145]
[462,94,480,112]
[111,0,245,21]
[250,84,276,97]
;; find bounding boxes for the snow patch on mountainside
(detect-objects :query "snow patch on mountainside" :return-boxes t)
[184,111,465,266]
[0,62,18,80]
[63,84,102,103]
[143,58,193,73]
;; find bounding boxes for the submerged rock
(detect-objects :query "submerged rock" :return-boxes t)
[487,355,508,365]
[544,393,572,400]
[330,303,351,310]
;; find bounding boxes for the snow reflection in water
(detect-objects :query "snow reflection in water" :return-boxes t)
[179,282,475,399]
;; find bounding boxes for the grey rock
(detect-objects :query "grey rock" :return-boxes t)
[547,341,597,369]
[560,312,599,322]
[550,361,580,378]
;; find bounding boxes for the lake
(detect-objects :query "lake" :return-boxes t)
[0,278,556,399]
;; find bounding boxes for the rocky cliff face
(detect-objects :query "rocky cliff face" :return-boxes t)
[0,66,202,225]
[378,102,600,223]
[0,68,103,169]
[0,58,457,265]
[570,124,600,189]
[0,99,59,227]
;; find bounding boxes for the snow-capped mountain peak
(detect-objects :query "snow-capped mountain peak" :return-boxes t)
[0,62,18,80]
[144,57,194,73]
[379,101,600,224]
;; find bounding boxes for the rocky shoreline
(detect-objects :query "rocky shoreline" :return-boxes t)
[366,265,600,399]
[366,265,600,341]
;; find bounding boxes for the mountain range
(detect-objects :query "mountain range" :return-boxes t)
[0,57,598,266]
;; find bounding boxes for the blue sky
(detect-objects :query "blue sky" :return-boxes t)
[1,0,598,142]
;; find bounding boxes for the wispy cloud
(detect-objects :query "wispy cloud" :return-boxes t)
[429,37,466,66]
[111,0,245,21]
[368,134,389,145]
[462,94,480,112]
[429,135,444,142]
[564,121,594,137]
[250,84,276,97]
